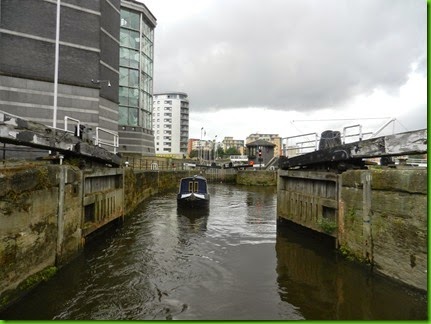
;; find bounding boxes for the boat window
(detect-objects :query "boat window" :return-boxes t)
[194,181,198,192]
[188,181,193,192]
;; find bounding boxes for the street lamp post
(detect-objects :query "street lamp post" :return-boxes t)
[213,135,217,162]
[200,127,204,162]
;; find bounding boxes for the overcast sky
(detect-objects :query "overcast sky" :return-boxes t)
[142,0,427,141]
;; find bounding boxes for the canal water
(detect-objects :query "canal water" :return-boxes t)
[1,184,427,320]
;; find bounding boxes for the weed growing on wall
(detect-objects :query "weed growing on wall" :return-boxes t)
[318,218,337,234]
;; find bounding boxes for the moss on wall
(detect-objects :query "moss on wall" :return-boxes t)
[0,266,57,311]
[339,168,427,291]
[124,169,190,215]
[236,170,277,186]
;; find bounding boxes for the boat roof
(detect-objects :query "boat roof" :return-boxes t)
[180,175,207,181]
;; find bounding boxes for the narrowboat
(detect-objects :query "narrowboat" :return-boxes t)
[177,175,210,208]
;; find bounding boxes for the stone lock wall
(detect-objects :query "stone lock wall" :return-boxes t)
[124,169,190,215]
[0,164,82,307]
[277,167,427,291]
[338,168,427,291]
[237,170,277,186]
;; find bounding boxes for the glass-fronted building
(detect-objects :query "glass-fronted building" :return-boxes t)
[119,0,156,156]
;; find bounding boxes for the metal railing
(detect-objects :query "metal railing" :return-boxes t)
[95,127,119,154]
[342,124,373,144]
[229,155,248,162]
[282,123,378,158]
[64,116,81,136]
[282,132,319,157]
[124,157,184,170]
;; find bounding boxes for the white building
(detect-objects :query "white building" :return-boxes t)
[153,92,189,156]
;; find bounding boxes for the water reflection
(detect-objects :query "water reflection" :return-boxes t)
[245,186,277,224]
[176,207,209,248]
[276,225,427,320]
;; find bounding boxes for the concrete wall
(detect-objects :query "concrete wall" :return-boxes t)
[0,164,82,307]
[237,170,277,186]
[124,169,190,215]
[338,168,427,291]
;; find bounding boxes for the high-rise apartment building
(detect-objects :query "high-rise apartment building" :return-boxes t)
[153,92,189,157]
[119,0,156,156]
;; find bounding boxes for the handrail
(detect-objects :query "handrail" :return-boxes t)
[95,127,119,154]
[229,155,248,162]
[342,124,362,144]
[64,116,81,137]
[282,132,319,156]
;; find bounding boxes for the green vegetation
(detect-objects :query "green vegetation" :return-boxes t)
[0,266,58,311]
[339,246,357,262]
[338,245,370,264]
[318,218,337,234]
[17,266,57,291]
[346,208,357,224]
[36,167,50,190]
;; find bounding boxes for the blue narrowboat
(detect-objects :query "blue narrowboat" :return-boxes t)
[177,175,210,208]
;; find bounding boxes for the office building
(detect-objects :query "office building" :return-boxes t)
[119,0,156,156]
[0,0,156,157]
[0,0,120,149]
[153,92,189,157]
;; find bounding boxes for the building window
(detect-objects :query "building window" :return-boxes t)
[120,29,140,49]
[119,47,139,68]
[119,106,138,126]
[121,9,140,30]
[119,87,139,107]
[119,8,154,129]
[120,67,139,88]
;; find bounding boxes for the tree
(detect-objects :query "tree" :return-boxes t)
[189,150,198,158]
[225,147,240,155]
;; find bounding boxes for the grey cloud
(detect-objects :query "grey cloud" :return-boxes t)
[396,104,427,131]
[151,0,426,112]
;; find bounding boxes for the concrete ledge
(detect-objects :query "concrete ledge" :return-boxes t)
[237,170,277,186]
[342,168,427,194]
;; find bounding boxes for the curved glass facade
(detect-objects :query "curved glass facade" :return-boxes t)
[119,8,154,130]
